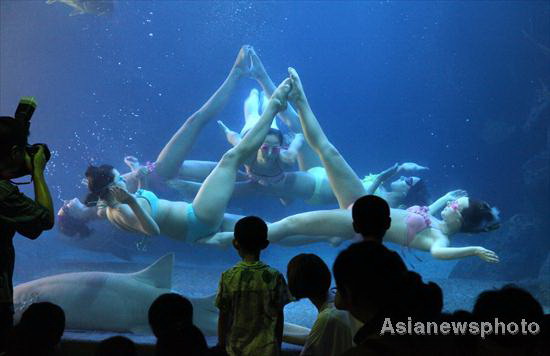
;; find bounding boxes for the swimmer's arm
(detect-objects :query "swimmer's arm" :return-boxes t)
[430,233,489,260]
[429,190,468,215]
[429,195,450,216]
[280,133,304,164]
[125,198,160,236]
[121,171,141,193]
[365,163,400,195]
[430,235,472,260]
[82,205,101,220]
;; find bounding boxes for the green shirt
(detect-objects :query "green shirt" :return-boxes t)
[216,260,292,356]
[0,180,51,307]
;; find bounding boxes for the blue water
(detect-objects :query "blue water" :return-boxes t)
[2,0,549,336]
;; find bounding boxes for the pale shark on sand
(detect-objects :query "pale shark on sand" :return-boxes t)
[13,253,310,343]
[46,0,113,16]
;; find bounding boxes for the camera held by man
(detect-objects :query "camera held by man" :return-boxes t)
[0,97,54,353]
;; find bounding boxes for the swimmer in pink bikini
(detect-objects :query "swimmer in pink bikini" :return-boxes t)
[209,67,501,262]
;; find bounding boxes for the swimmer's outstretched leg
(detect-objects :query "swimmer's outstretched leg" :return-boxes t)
[250,48,321,171]
[267,209,353,245]
[154,46,252,180]
[243,88,261,132]
[287,67,365,208]
[191,79,292,230]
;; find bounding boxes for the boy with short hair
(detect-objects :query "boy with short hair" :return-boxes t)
[216,216,291,356]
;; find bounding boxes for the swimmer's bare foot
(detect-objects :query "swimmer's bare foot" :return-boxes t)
[270,78,292,112]
[287,67,308,106]
[232,45,253,77]
[199,231,233,250]
[249,47,268,80]
[217,120,240,144]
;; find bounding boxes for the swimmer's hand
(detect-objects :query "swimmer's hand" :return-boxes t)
[124,156,141,170]
[475,247,499,263]
[110,186,135,204]
[444,189,467,201]
[233,45,253,77]
[379,163,400,182]
[398,162,429,172]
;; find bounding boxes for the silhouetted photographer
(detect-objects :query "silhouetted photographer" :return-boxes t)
[0,97,54,353]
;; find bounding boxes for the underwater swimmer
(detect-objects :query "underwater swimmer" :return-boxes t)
[182,90,432,208]
[209,67,501,261]
[209,49,432,208]
[217,88,305,187]
[82,78,296,245]
[58,46,255,237]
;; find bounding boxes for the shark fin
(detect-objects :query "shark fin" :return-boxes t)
[131,253,174,289]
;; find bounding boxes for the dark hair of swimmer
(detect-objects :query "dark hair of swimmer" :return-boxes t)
[85,164,115,203]
[401,178,430,208]
[57,212,93,238]
[287,253,331,300]
[460,199,500,233]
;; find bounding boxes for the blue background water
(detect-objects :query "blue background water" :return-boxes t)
[1,0,549,332]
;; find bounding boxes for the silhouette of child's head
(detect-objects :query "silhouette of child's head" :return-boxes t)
[473,285,543,350]
[17,302,65,351]
[148,293,193,339]
[287,253,331,300]
[154,325,208,356]
[352,195,391,241]
[233,216,269,253]
[96,335,136,356]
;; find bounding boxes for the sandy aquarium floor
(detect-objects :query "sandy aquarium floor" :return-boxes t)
[13,230,545,344]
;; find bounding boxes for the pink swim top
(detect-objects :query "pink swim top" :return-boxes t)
[405,205,432,246]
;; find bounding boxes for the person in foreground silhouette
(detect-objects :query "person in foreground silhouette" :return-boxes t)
[96,335,136,356]
[148,293,208,356]
[333,241,445,355]
[473,285,547,356]
[8,302,65,356]
[0,112,54,353]
[216,216,292,356]
[287,253,356,356]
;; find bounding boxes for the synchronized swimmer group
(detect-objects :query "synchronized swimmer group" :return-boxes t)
[58,46,501,262]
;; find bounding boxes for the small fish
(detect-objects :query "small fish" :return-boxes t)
[46,0,114,16]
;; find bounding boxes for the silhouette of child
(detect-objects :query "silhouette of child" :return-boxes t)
[216,216,291,356]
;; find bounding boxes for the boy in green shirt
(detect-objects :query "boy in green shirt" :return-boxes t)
[216,216,291,356]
